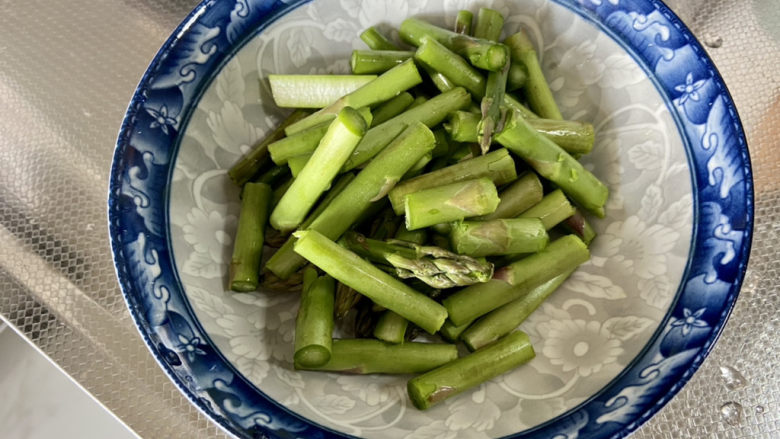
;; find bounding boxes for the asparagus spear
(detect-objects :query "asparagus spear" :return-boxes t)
[229,182,272,292]
[268,121,330,165]
[504,31,562,120]
[270,107,367,231]
[286,153,311,178]
[475,172,543,221]
[473,8,504,42]
[373,310,409,344]
[497,110,608,217]
[519,189,576,230]
[265,122,436,279]
[478,60,509,154]
[360,26,400,50]
[285,59,422,135]
[507,63,527,91]
[394,224,428,245]
[445,110,595,155]
[455,10,473,35]
[561,209,597,245]
[450,218,549,257]
[342,231,494,288]
[297,339,457,374]
[400,17,509,71]
[443,235,589,325]
[343,87,471,170]
[371,92,414,127]
[405,178,500,230]
[228,110,308,186]
[293,230,448,334]
[254,164,290,186]
[431,128,452,158]
[414,37,486,98]
[461,270,573,351]
[389,148,517,214]
[439,318,473,342]
[294,269,336,367]
[407,331,535,409]
[350,50,415,74]
[420,63,457,94]
[269,74,377,108]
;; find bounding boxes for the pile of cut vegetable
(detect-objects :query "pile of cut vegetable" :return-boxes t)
[226,8,607,411]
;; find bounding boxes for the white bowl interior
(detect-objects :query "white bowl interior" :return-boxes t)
[167,0,693,436]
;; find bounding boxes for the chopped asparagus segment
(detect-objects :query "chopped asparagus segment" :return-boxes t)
[373,311,409,344]
[444,235,589,325]
[561,209,597,245]
[286,153,311,178]
[389,148,517,214]
[415,37,486,98]
[455,10,473,35]
[475,172,543,221]
[266,122,436,279]
[344,87,471,170]
[228,110,308,186]
[405,178,500,230]
[505,31,563,120]
[268,121,330,165]
[407,331,535,409]
[473,8,504,42]
[297,339,457,374]
[360,26,400,50]
[519,189,576,230]
[229,182,272,292]
[450,218,549,257]
[371,92,415,127]
[269,74,378,108]
[400,17,509,71]
[285,59,422,135]
[461,270,573,351]
[270,107,368,231]
[351,50,415,74]
[294,270,336,367]
[497,110,608,217]
[293,230,448,334]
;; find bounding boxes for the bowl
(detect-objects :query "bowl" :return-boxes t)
[108,0,753,437]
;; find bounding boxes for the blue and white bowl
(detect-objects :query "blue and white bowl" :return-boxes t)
[108,0,753,437]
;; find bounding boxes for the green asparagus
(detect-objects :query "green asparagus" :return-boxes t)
[373,310,409,344]
[360,26,400,50]
[350,50,415,75]
[297,339,457,374]
[455,10,473,35]
[389,148,517,214]
[270,107,367,231]
[443,235,589,325]
[294,269,335,367]
[475,172,543,221]
[405,178,500,230]
[461,270,573,351]
[519,189,576,230]
[504,30,563,120]
[450,218,549,257]
[407,331,535,409]
[269,74,377,108]
[293,230,448,334]
[229,182,272,292]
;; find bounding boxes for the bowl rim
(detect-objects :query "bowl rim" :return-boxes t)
[107,0,753,438]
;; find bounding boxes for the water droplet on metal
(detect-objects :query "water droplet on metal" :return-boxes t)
[755,405,765,414]
[720,401,742,426]
[704,35,723,48]
[719,365,748,390]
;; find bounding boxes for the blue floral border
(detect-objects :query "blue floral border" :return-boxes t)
[107,0,753,438]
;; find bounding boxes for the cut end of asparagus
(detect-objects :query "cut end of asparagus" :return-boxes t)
[294,345,331,368]
[337,106,370,136]
[229,279,258,293]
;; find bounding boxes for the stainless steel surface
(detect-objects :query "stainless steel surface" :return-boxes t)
[0,1,775,438]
